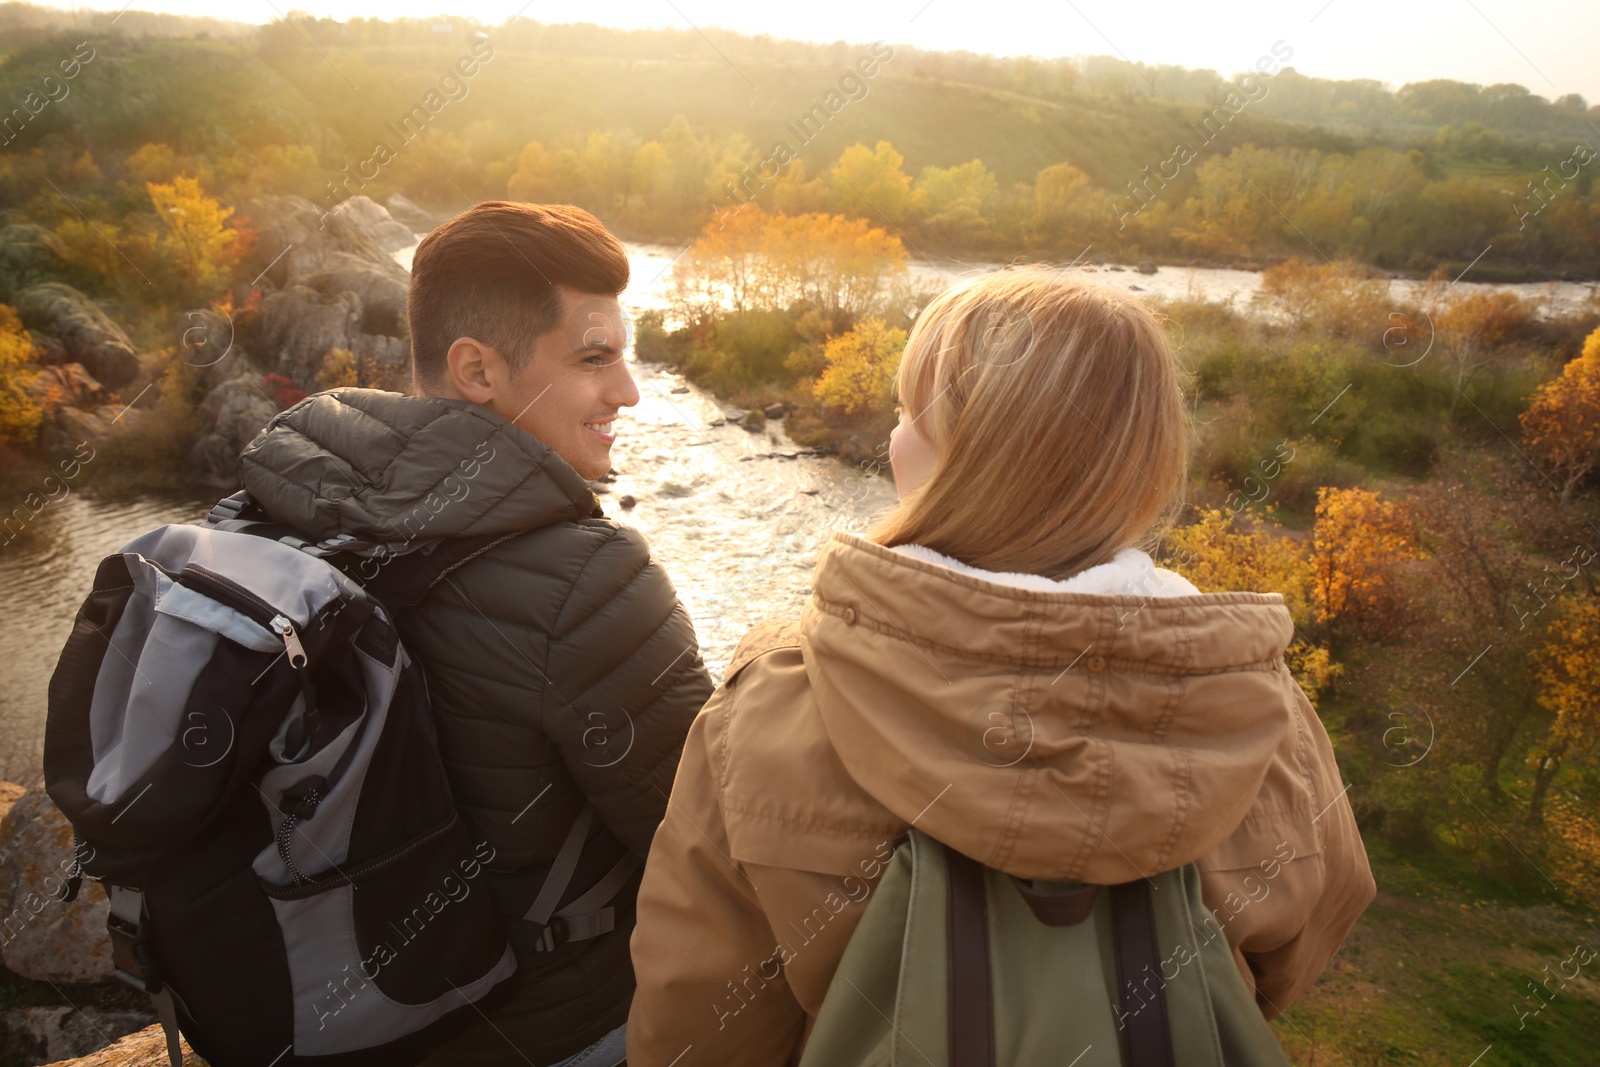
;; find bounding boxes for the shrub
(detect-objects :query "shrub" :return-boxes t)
[0,304,42,446]
[813,317,906,416]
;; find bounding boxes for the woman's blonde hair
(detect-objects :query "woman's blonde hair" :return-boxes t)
[872,266,1188,580]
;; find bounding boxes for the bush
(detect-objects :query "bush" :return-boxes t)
[813,316,906,416]
[0,305,42,446]
[680,309,803,393]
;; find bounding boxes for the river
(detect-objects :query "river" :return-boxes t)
[3,239,1594,787]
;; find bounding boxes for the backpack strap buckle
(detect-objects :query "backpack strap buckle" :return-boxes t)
[107,885,159,994]
[521,804,641,954]
[106,885,189,1067]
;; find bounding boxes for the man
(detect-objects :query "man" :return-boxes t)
[238,201,713,1066]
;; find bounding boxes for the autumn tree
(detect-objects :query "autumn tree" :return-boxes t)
[827,141,915,223]
[1310,486,1423,645]
[1253,258,1391,343]
[147,175,247,293]
[0,305,42,445]
[813,317,906,416]
[1531,595,1600,822]
[669,205,908,326]
[1033,161,1107,244]
[1430,287,1542,410]
[913,160,996,242]
[1404,462,1592,796]
[1522,325,1600,504]
[507,140,585,206]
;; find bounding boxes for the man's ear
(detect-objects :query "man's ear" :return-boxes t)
[443,337,500,405]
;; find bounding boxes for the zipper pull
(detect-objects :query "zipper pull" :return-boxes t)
[270,614,308,669]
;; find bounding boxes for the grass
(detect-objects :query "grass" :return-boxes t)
[1272,843,1600,1066]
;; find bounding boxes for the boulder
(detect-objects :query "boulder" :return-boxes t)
[25,364,107,413]
[1135,260,1158,275]
[0,224,67,302]
[1,1007,155,1065]
[12,284,140,389]
[240,197,411,389]
[190,371,278,487]
[762,402,786,420]
[322,196,415,252]
[385,192,438,233]
[38,407,113,457]
[27,330,68,365]
[740,409,766,432]
[37,1024,203,1067]
[0,781,26,820]
[307,255,408,327]
[0,790,112,982]
[256,286,362,386]
[241,195,410,288]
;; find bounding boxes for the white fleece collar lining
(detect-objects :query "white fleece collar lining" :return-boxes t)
[887,543,1201,598]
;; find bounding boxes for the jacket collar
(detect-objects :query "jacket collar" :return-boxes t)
[238,387,599,543]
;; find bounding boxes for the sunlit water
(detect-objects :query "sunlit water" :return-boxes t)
[3,239,1593,787]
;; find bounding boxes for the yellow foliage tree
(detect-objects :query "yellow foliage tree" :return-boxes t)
[0,305,42,445]
[812,317,907,416]
[1522,326,1600,504]
[1033,161,1091,223]
[1254,258,1390,342]
[1310,486,1422,640]
[1531,595,1600,821]
[146,175,242,292]
[670,205,908,326]
[827,141,914,223]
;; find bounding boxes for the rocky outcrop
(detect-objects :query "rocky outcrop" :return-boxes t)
[0,790,112,983]
[242,194,410,294]
[0,224,67,302]
[25,364,108,412]
[39,1025,203,1067]
[384,192,438,233]
[182,193,414,484]
[13,283,141,389]
[236,194,411,391]
[326,195,416,251]
[2,1008,155,1066]
[188,371,279,487]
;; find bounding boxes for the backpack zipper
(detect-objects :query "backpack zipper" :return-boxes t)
[180,565,309,669]
[276,774,330,885]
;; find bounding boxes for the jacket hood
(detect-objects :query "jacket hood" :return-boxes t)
[799,532,1300,882]
[237,387,599,543]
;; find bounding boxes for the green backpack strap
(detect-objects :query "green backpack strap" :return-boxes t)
[944,847,995,1067]
[1108,879,1177,1067]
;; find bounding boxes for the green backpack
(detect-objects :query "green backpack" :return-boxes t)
[797,829,1293,1067]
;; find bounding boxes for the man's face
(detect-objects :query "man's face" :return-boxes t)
[487,288,639,480]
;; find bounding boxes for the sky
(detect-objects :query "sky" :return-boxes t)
[55,0,1600,108]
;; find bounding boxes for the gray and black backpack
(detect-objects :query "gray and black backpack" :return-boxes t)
[43,492,633,1067]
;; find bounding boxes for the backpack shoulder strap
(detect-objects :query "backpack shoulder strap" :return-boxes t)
[206,490,520,610]
[520,804,641,954]
[106,885,190,1067]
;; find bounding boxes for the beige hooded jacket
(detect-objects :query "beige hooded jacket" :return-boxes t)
[627,532,1375,1066]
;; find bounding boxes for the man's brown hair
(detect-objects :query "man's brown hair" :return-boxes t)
[407,201,630,391]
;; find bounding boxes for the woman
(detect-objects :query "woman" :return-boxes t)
[625,267,1376,1066]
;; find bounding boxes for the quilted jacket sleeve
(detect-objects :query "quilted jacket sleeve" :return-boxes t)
[542,522,715,858]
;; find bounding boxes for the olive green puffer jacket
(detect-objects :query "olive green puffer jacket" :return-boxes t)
[238,387,714,1066]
